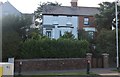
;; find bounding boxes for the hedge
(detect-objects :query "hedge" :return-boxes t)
[19,39,89,59]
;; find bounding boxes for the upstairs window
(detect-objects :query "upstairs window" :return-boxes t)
[84,17,89,25]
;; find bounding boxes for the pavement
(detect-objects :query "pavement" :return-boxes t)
[91,68,120,76]
[15,68,120,76]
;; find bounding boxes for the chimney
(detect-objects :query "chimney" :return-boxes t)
[0,2,3,6]
[71,0,78,7]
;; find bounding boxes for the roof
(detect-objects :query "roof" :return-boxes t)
[42,5,99,16]
[0,1,21,16]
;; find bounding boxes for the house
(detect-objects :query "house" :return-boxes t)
[0,1,37,28]
[0,1,21,17]
[42,0,99,39]
[0,1,38,40]
[42,5,78,39]
[78,7,99,39]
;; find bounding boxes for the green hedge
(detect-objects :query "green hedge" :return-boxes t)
[19,39,89,59]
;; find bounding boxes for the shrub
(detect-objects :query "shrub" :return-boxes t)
[19,39,89,59]
[96,29,120,57]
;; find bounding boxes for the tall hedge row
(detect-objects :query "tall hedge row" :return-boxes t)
[19,39,89,59]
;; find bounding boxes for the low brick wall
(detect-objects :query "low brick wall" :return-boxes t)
[15,58,87,72]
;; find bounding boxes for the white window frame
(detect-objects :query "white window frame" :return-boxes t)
[84,17,89,25]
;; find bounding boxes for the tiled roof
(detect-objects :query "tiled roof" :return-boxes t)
[42,5,99,16]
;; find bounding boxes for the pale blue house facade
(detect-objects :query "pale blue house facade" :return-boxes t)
[42,15,78,39]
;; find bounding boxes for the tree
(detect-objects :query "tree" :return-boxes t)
[2,15,32,60]
[78,29,94,42]
[78,29,97,55]
[95,29,120,65]
[34,2,61,18]
[95,2,120,31]
[96,29,120,57]
[17,15,33,41]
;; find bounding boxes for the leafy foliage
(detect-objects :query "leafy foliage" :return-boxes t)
[95,2,120,31]
[78,29,95,42]
[19,39,89,59]
[94,2,120,58]
[34,2,61,18]
[96,29,120,57]
[2,15,32,60]
[59,31,75,40]
[78,29,97,55]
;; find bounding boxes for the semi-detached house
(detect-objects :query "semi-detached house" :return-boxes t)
[42,0,99,39]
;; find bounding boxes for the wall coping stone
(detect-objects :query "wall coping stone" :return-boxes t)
[15,58,86,61]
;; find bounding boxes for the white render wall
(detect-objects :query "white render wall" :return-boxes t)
[43,15,78,39]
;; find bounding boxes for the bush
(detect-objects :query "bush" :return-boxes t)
[19,39,89,59]
[96,29,120,57]
[60,31,75,40]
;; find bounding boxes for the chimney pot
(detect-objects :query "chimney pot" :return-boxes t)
[71,0,78,7]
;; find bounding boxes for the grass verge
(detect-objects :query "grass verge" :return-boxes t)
[15,72,99,77]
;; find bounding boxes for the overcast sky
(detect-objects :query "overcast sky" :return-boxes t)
[0,0,115,13]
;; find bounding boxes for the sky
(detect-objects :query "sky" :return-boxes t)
[0,0,115,13]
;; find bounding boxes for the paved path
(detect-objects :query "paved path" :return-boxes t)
[91,68,120,76]
[15,68,120,76]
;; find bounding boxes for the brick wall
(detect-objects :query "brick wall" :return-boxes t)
[78,16,96,30]
[15,58,87,72]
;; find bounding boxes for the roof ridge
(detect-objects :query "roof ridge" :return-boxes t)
[42,5,100,16]
[46,5,99,9]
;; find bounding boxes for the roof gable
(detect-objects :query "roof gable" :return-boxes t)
[1,1,21,16]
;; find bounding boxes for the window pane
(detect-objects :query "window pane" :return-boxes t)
[46,31,51,38]
[88,32,94,39]
[59,30,62,37]
[84,21,89,25]
[84,17,89,25]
